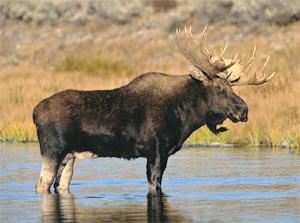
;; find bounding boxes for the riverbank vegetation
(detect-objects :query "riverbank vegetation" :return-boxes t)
[0,21,299,148]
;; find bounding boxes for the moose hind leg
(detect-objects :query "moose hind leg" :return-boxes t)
[146,154,168,193]
[54,154,75,191]
[36,157,60,193]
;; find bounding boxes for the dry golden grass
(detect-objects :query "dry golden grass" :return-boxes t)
[0,22,299,147]
[0,66,131,142]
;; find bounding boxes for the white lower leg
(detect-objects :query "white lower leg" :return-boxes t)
[36,158,58,192]
[55,158,75,191]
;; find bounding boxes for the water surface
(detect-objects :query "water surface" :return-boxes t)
[0,144,299,222]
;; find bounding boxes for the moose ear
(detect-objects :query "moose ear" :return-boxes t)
[190,73,206,82]
[189,65,210,82]
[189,68,210,82]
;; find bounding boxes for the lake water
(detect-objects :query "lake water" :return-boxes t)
[0,144,299,223]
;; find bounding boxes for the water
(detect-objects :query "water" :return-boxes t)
[0,144,299,223]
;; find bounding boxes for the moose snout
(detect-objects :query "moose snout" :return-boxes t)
[237,103,248,122]
[230,96,248,122]
[239,109,248,122]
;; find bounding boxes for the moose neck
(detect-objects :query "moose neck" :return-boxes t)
[175,75,210,142]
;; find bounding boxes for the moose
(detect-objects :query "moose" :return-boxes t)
[34,27,275,193]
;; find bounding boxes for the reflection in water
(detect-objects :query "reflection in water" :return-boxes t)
[41,192,75,223]
[41,191,191,223]
[146,192,191,223]
[1,145,300,223]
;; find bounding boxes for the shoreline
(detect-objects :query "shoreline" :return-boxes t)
[1,139,298,149]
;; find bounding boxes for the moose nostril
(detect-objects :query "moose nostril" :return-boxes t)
[240,112,248,122]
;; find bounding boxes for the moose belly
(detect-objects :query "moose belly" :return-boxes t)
[77,133,144,159]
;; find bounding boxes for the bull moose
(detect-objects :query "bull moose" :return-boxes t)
[34,27,275,193]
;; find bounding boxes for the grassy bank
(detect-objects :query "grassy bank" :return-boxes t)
[0,23,299,147]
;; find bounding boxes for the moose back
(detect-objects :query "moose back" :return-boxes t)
[34,27,275,193]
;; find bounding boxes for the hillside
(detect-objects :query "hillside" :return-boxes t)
[0,0,299,147]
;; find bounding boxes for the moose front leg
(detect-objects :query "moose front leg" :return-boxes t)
[146,154,168,192]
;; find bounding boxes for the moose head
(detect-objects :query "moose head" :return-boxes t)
[34,25,277,194]
[175,26,275,134]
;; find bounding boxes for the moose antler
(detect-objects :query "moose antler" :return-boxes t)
[175,26,238,79]
[176,26,276,86]
[230,47,276,86]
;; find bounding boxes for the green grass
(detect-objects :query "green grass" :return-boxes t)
[0,23,299,149]
[54,54,133,77]
[0,123,36,143]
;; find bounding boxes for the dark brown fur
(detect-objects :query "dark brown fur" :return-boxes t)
[34,72,248,192]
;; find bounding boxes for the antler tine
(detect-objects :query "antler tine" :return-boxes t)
[220,51,239,72]
[220,41,228,58]
[245,59,254,74]
[225,54,245,81]
[243,46,256,71]
[223,60,236,71]
[209,49,216,61]
[175,25,250,79]
[175,26,276,85]
[266,72,276,81]
[231,55,276,86]
[199,25,208,48]
[232,52,239,63]
[260,55,270,74]
[250,46,257,61]
[252,56,274,83]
